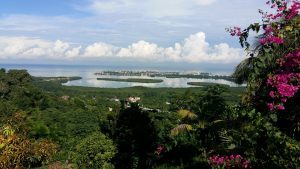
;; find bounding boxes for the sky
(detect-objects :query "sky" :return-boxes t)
[0,0,269,69]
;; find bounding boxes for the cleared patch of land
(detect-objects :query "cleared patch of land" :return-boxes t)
[97,78,163,83]
[187,82,230,87]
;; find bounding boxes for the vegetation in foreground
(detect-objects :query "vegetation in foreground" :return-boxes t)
[0,0,299,169]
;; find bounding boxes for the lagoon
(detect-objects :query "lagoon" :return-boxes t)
[0,64,241,88]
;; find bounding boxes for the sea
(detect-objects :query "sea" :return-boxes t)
[0,64,240,88]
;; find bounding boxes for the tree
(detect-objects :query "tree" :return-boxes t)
[114,102,157,169]
[74,132,116,169]
[0,112,57,169]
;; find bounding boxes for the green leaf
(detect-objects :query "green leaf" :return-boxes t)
[0,143,5,149]
[227,144,236,150]
[263,47,271,53]
[270,113,278,122]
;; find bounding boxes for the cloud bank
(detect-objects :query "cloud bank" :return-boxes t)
[0,32,244,64]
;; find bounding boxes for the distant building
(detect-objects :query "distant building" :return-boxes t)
[61,95,70,101]
[108,97,120,102]
[127,96,141,103]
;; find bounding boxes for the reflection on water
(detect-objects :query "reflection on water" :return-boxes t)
[1,64,241,88]
[64,75,241,88]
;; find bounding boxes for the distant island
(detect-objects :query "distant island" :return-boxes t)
[97,77,163,83]
[94,70,235,81]
[187,82,230,87]
[33,76,82,83]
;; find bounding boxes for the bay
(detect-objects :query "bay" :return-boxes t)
[0,64,241,88]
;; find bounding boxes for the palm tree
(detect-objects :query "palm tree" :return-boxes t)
[232,34,264,85]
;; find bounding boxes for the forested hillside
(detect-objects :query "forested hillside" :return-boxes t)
[0,68,246,168]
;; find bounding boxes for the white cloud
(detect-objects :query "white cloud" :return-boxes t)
[117,40,163,58]
[66,46,82,58]
[0,32,244,63]
[168,32,242,63]
[83,42,115,57]
[53,40,70,54]
[0,36,80,60]
[82,0,217,18]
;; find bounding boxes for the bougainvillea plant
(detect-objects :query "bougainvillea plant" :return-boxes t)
[266,48,300,110]
[223,1,300,168]
[228,0,300,111]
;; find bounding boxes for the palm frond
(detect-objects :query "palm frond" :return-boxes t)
[178,109,198,120]
[218,130,234,144]
[232,57,255,84]
[170,124,193,136]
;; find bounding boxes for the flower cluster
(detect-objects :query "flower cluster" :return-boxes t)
[266,47,300,110]
[263,0,300,21]
[155,144,167,156]
[257,0,300,45]
[259,35,284,45]
[229,27,241,37]
[209,154,250,169]
[285,0,300,20]
[260,0,287,22]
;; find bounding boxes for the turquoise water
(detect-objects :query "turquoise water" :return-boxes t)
[0,64,240,88]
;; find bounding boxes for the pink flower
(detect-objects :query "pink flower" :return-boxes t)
[267,103,274,111]
[277,83,299,97]
[269,91,275,98]
[278,6,286,11]
[259,36,284,45]
[264,26,273,34]
[242,160,250,168]
[209,154,250,168]
[285,1,300,20]
[276,104,285,110]
[230,27,242,37]
[272,13,283,20]
[281,98,287,102]
[271,4,276,8]
[259,38,267,45]
[267,76,273,85]
[155,144,166,155]
[270,36,284,44]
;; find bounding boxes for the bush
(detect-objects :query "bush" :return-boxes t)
[74,132,116,169]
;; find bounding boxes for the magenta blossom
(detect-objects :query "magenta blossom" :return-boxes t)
[267,103,274,111]
[266,47,300,111]
[209,154,250,169]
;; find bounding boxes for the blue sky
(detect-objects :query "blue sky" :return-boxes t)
[0,0,269,68]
